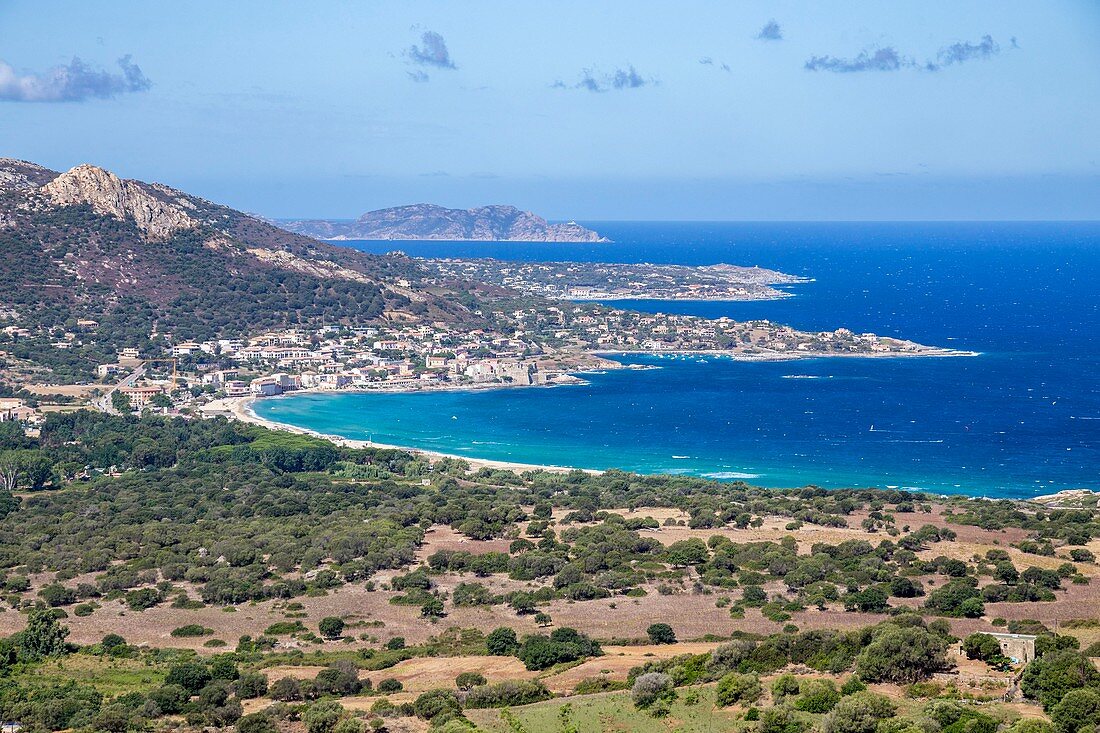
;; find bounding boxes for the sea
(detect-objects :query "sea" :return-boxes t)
[253,222,1100,499]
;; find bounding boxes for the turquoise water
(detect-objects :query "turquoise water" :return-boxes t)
[254,222,1100,498]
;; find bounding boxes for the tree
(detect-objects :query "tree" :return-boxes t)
[0,449,51,492]
[303,700,345,733]
[994,562,1019,584]
[716,672,763,706]
[101,633,127,651]
[1050,688,1100,733]
[269,676,302,701]
[319,616,345,639]
[665,538,709,566]
[963,633,1004,662]
[1021,650,1100,710]
[646,623,677,645]
[315,662,362,696]
[742,585,768,606]
[148,684,189,714]
[1069,549,1095,563]
[845,587,889,613]
[854,627,948,683]
[166,661,212,694]
[455,672,487,691]
[486,626,518,655]
[18,608,70,660]
[824,692,897,733]
[235,671,269,699]
[38,583,76,607]
[534,611,553,627]
[111,391,132,413]
[125,587,162,611]
[925,579,984,617]
[516,629,600,671]
[889,577,922,598]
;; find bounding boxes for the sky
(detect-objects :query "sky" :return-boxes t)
[1,1,1098,220]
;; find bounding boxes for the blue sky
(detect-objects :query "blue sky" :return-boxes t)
[1,1,1098,220]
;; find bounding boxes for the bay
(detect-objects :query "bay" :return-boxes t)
[253,222,1100,498]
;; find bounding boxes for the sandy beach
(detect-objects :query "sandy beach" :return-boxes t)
[201,394,600,476]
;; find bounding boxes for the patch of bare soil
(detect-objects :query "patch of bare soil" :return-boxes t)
[542,642,721,692]
[362,655,535,693]
[414,525,511,561]
[24,383,98,397]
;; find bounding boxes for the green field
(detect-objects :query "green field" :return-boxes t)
[467,684,759,733]
[26,654,167,696]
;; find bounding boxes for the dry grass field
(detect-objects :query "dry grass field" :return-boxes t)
[3,504,1097,662]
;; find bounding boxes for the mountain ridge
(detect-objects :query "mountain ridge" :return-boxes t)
[0,160,485,378]
[278,203,609,242]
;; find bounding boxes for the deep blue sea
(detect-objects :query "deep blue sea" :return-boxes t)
[254,222,1100,498]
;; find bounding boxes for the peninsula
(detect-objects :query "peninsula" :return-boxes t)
[277,203,609,242]
[424,258,809,301]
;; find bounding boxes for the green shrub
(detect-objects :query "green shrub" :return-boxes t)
[796,678,840,713]
[464,679,551,708]
[265,620,306,635]
[646,623,676,645]
[823,691,896,733]
[318,616,345,639]
[377,678,403,693]
[631,673,674,709]
[715,672,762,706]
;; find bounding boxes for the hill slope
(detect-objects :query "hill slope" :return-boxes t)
[278,203,609,242]
[0,160,484,376]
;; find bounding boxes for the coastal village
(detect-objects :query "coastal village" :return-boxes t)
[0,297,963,423]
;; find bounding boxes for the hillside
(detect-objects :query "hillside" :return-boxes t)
[278,203,609,242]
[0,160,484,378]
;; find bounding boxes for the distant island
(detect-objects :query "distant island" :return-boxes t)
[276,203,609,242]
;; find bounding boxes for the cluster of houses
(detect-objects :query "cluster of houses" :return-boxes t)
[0,398,38,425]
[67,295,933,417]
[97,323,564,411]
[549,307,908,355]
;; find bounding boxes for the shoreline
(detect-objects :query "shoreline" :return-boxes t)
[199,345,980,483]
[202,394,1025,500]
[203,394,600,476]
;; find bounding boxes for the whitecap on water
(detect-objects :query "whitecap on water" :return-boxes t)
[703,471,762,480]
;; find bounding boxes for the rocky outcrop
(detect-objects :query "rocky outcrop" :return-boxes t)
[245,247,374,283]
[279,204,609,242]
[40,164,198,241]
[0,158,58,191]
